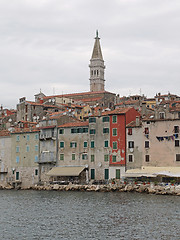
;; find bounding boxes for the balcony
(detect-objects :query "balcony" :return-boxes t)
[38,152,57,163]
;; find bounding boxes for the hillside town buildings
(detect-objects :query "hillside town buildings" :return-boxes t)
[0,32,180,188]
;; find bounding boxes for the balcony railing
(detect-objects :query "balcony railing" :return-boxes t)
[38,152,56,163]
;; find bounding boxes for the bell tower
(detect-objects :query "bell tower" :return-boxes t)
[89,31,105,92]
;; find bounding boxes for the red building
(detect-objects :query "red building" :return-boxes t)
[108,108,140,179]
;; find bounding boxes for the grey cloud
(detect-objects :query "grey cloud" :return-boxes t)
[0,0,180,108]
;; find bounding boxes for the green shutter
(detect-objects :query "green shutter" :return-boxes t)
[91,155,95,162]
[116,169,120,179]
[105,169,109,180]
[104,155,109,162]
[104,141,108,148]
[112,155,116,162]
[112,115,117,123]
[91,169,95,179]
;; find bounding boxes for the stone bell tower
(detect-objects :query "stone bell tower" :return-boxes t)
[89,30,105,92]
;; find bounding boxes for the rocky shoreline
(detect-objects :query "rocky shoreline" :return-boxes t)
[1,183,180,196]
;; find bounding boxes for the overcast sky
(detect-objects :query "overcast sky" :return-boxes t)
[0,0,180,109]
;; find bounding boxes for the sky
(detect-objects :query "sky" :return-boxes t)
[0,0,180,109]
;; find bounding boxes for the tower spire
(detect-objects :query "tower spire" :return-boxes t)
[89,31,105,92]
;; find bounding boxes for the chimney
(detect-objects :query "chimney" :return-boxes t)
[141,101,147,116]
[136,116,140,126]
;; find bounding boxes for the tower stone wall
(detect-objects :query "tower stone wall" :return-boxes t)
[89,31,105,92]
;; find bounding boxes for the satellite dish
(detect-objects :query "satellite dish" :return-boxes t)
[37,116,39,120]
[8,118,12,122]
[98,162,102,167]
[85,164,88,168]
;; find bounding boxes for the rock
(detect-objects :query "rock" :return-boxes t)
[95,185,100,192]
[53,184,59,190]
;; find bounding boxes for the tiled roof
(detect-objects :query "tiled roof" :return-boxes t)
[26,101,58,108]
[40,125,56,130]
[80,97,103,102]
[11,128,40,134]
[126,120,142,128]
[43,91,114,100]
[115,100,139,106]
[0,130,10,136]
[58,121,89,128]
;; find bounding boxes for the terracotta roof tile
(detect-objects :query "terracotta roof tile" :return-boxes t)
[58,121,89,128]
[0,130,11,136]
[43,91,113,100]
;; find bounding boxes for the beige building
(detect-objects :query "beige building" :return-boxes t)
[38,126,57,183]
[10,129,39,188]
[126,118,180,178]
[0,130,11,187]
[47,117,111,182]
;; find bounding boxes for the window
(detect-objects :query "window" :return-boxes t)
[70,142,77,148]
[77,128,83,133]
[104,155,109,162]
[35,169,38,176]
[16,172,19,181]
[35,155,38,162]
[112,128,117,136]
[144,128,149,134]
[128,128,132,135]
[145,141,149,148]
[176,154,180,161]
[116,169,120,179]
[90,129,96,135]
[60,154,64,161]
[91,141,95,148]
[89,117,96,123]
[91,169,95,179]
[112,115,117,123]
[27,135,30,141]
[84,141,88,148]
[71,128,77,134]
[128,155,133,162]
[112,155,116,162]
[72,154,75,161]
[26,146,30,152]
[174,126,179,133]
[113,141,117,149]
[35,134,39,140]
[175,140,179,147]
[104,140,108,148]
[16,156,20,163]
[35,145,38,151]
[104,169,109,180]
[16,146,20,153]
[82,154,88,160]
[59,129,64,134]
[145,155,150,162]
[60,141,64,148]
[159,112,165,119]
[16,135,20,142]
[102,116,109,122]
[128,141,134,148]
[103,128,109,134]
[91,155,95,162]
[83,128,88,133]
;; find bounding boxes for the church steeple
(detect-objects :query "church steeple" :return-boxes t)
[89,30,105,92]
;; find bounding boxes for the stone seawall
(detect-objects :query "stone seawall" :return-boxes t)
[1,183,180,196]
